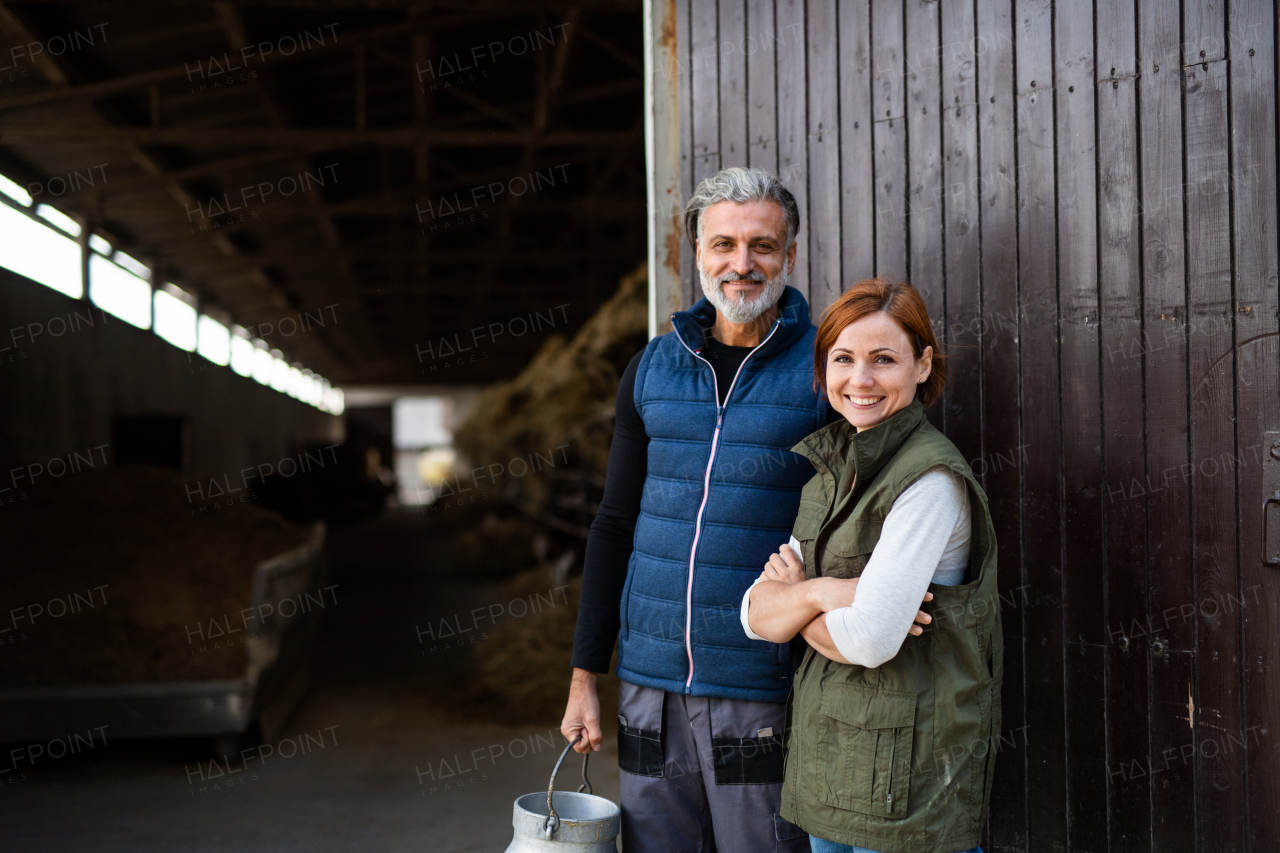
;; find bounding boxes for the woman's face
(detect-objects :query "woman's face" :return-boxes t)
[825,311,932,431]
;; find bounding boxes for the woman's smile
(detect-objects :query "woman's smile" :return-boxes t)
[825,311,932,430]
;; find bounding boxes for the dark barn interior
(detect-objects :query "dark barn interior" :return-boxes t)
[2,0,1280,852]
[0,1,644,850]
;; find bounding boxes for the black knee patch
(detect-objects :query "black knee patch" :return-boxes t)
[617,718,664,777]
[711,733,785,784]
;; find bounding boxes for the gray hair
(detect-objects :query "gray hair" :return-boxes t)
[684,167,800,253]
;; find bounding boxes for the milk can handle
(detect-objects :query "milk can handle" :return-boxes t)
[544,735,592,838]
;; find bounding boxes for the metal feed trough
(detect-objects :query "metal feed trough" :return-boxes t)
[0,524,327,746]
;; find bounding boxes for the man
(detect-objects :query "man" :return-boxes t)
[561,167,831,852]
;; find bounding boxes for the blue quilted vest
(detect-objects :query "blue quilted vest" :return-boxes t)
[615,286,829,702]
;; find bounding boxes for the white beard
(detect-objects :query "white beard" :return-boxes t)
[698,263,789,325]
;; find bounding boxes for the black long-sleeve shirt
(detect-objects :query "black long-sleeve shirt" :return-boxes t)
[570,336,759,673]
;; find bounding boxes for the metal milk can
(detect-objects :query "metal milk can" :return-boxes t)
[505,736,620,852]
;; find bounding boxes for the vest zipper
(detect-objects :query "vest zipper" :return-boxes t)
[886,734,896,809]
[671,319,781,693]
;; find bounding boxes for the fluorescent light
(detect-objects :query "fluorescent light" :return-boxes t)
[251,343,273,385]
[0,204,82,298]
[89,233,112,255]
[229,333,254,375]
[35,204,81,237]
[324,387,345,416]
[154,289,197,351]
[269,351,291,392]
[114,251,150,280]
[197,315,231,365]
[0,173,31,206]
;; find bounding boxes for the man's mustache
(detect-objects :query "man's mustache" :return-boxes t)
[715,270,768,286]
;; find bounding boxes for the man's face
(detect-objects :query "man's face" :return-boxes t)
[696,200,797,324]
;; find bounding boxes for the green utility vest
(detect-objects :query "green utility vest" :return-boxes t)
[780,400,1002,853]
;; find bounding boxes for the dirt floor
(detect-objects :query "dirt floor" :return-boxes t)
[1,507,621,852]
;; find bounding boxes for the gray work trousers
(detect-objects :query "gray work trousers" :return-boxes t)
[617,681,809,853]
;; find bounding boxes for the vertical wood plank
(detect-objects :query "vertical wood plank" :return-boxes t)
[676,0,696,309]
[905,0,943,320]
[1013,1,1066,849]
[1183,0,1227,64]
[805,0,840,318]
[975,0,1027,845]
[1136,0,1198,848]
[1095,2,1152,850]
[718,0,748,168]
[645,0,687,334]
[775,0,808,298]
[905,0,942,430]
[1053,0,1108,849]
[939,0,981,462]
[1226,0,1280,847]
[872,0,906,282]
[1183,56,1244,853]
[690,0,721,183]
[745,0,778,174]
[838,0,874,289]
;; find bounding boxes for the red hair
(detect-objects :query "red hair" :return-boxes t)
[813,276,947,407]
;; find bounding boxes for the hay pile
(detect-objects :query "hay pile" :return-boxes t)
[446,265,645,724]
[453,262,648,508]
[0,465,310,687]
[461,565,619,727]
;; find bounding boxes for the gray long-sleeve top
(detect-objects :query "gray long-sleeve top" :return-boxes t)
[741,465,971,668]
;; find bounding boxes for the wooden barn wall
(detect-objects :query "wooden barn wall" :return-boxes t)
[646,0,1280,849]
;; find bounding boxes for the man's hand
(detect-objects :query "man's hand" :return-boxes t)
[762,544,805,585]
[561,668,602,754]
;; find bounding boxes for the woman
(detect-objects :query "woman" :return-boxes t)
[741,277,1001,853]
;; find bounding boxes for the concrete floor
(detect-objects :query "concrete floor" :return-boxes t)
[3,509,620,852]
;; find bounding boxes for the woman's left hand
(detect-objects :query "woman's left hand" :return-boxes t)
[762,544,805,585]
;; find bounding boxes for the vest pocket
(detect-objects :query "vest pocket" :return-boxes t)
[815,683,915,818]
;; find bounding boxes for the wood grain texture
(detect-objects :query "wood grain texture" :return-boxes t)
[804,0,840,319]
[676,0,696,309]
[1227,0,1280,847]
[718,0,748,168]
[837,0,873,291]
[775,0,807,298]
[871,0,906,282]
[1183,57,1244,853]
[1053,1,1107,849]
[1136,1,1198,849]
[744,0,778,173]
[1096,1,1150,847]
[1012,2,1066,849]
[939,0,981,461]
[975,0,1026,847]
[689,0,721,185]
